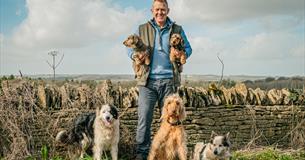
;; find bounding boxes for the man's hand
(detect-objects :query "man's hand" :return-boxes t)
[133,52,147,65]
[137,53,146,61]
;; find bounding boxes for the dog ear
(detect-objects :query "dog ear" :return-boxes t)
[225,132,230,139]
[133,34,139,44]
[178,101,186,121]
[96,106,100,116]
[110,105,119,119]
[224,132,231,147]
[160,102,169,120]
[210,131,218,143]
[223,132,231,147]
[211,131,218,137]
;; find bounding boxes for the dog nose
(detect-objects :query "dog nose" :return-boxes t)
[106,116,110,120]
[214,150,218,155]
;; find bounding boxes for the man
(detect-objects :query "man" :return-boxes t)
[126,0,192,159]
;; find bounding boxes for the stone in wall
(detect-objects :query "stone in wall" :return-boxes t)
[235,83,248,105]
[281,88,291,105]
[254,88,269,105]
[247,88,256,105]
[220,86,233,105]
[267,89,283,105]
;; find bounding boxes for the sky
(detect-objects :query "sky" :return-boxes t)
[0,0,304,77]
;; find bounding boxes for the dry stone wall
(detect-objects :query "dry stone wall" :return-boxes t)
[0,79,304,158]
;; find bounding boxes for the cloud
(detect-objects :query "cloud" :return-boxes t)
[188,36,223,63]
[2,0,304,76]
[290,44,305,57]
[237,32,303,60]
[169,0,304,23]
[11,0,145,50]
[183,30,304,76]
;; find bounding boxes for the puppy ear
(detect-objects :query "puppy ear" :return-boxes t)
[180,35,184,45]
[133,34,139,44]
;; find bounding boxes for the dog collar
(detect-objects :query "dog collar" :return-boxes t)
[167,119,182,126]
[172,45,185,52]
[134,41,145,52]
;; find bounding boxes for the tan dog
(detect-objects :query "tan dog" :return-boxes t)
[123,34,150,78]
[170,33,186,65]
[193,131,231,160]
[148,94,187,160]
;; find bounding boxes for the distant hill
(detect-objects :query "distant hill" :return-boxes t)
[21,74,269,82]
[182,74,267,82]
[27,74,135,81]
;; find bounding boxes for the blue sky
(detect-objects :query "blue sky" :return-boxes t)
[0,0,27,35]
[0,0,304,77]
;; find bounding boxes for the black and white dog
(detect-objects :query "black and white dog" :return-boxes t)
[56,104,119,160]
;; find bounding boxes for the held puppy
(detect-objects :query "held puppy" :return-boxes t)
[170,33,186,65]
[123,34,150,78]
[148,94,187,160]
[56,104,119,160]
[193,131,231,160]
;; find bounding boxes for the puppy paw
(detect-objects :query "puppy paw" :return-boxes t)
[180,58,186,64]
[145,57,150,65]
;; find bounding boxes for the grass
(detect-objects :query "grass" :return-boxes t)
[24,146,304,160]
[72,148,305,160]
[232,148,305,160]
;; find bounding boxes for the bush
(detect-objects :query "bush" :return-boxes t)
[265,77,275,82]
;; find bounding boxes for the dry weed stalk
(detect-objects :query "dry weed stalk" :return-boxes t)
[0,81,58,159]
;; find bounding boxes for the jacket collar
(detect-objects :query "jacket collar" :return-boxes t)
[149,17,174,30]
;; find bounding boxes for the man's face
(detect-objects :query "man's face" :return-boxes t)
[151,1,169,27]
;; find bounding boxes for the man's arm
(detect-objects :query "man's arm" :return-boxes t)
[180,28,192,58]
[127,47,134,59]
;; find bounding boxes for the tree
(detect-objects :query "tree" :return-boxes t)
[46,50,64,81]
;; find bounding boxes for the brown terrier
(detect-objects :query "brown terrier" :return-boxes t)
[170,33,186,65]
[123,34,150,78]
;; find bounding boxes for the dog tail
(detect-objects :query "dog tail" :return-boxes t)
[55,130,77,144]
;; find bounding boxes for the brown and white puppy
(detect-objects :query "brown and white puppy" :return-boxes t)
[123,34,150,78]
[148,94,187,160]
[170,33,186,65]
[56,104,119,160]
[193,131,231,160]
